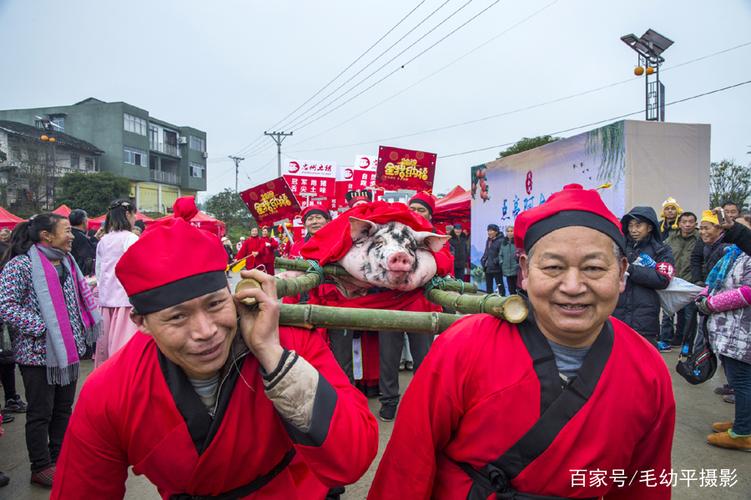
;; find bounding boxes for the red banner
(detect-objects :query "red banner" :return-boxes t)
[283,160,337,209]
[376,146,436,191]
[239,177,301,226]
[332,155,380,210]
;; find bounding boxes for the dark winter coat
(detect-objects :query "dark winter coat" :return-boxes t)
[481,236,503,273]
[71,227,97,276]
[449,233,469,269]
[690,236,728,285]
[498,237,519,277]
[613,207,674,341]
[722,222,751,257]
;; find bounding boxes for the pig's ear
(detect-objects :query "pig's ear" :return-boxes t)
[413,232,451,252]
[349,217,379,241]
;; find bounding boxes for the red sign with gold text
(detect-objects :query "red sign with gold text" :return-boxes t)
[239,177,301,226]
[283,160,337,210]
[376,146,436,191]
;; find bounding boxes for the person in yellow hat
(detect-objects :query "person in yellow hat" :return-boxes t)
[659,197,683,240]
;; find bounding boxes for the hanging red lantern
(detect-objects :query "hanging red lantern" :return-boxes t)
[634,66,645,76]
[646,66,655,75]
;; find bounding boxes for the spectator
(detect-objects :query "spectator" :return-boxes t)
[498,225,519,295]
[480,224,503,293]
[234,227,264,270]
[235,236,245,253]
[448,223,469,280]
[94,199,140,368]
[69,209,97,276]
[613,206,674,347]
[132,219,145,237]
[0,228,10,244]
[259,226,279,275]
[698,241,751,451]
[722,200,741,223]
[0,213,100,487]
[659,211,699,352]
[659,197,683,240]
[221,236,234,263]
[717,207,751,257]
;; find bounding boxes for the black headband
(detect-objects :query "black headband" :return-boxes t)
[524,210,626,254]
[304,209,330,221]
[129,271,228,315]
[409,199,433,214]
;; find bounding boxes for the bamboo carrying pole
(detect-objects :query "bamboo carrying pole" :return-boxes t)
[236,277,529,329]
[425,289,528,324]
[280,303,460,335]
[274,257,478,294]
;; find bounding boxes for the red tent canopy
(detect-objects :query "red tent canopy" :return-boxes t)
[52,204,72,217]
[154,211,226,237]
[0,206,24,230]
[87,211,155,231]
[433,185,470,232]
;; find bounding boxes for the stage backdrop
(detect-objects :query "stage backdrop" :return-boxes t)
[470,120,710,283]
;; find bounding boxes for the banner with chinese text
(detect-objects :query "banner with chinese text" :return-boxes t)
[332,155,379,210]
[376,146,436,191]
[283,160,336,209]
[239,177,301,226]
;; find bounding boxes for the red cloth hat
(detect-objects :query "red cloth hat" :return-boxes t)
[514,183,625,253]
[116,218,228,314]
[408,191,436,215]
[173,196,198,221]
[301,204,331,222]
[301,201,435,266]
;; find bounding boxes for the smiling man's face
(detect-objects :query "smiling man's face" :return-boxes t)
[520,226,627,347]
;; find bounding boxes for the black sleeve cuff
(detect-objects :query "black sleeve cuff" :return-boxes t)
[283,375,338,447]
[261,349,292,381]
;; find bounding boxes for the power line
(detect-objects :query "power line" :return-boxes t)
[291,0,561,149]
[278,0,460,133]
[286,40,751,154]
[232,0,432,157]
[287,0,504,133]
[441,78,751,158]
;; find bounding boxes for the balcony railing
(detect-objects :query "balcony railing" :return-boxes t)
[149,141,181,158]
[149,170,178,185]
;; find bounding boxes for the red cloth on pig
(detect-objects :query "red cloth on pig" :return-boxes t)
[301,201,453,275]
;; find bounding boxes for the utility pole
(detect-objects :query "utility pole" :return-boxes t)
[228,155,244,193]
[264,131,293,177]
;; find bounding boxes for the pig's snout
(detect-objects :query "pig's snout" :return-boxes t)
[387,251,414,272]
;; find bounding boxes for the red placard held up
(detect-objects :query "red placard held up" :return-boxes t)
[239,177,301,226]
[376,146,436,191]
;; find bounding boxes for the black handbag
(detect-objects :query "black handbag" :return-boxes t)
[675,319,717,385]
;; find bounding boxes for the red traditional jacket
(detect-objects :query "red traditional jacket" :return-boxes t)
[52,328,378,499]
[369,314,675,499]
[235,236,266,265]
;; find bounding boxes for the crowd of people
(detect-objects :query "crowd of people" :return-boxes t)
[0,185,748,497]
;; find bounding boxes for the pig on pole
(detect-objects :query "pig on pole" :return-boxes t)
[274,256,478,294]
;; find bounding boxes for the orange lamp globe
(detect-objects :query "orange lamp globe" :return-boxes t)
[646,66,655,75]
[40,134,49,141]
[48,137,56,143]
[633,66,645,76]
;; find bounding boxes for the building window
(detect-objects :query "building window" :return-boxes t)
[124,147,147,167]
[85,157,95,171]
[124,113,147,136]
[149,125,159,145]
[189,161,205,178]
[189,136,205,152]
[70,153,80,169]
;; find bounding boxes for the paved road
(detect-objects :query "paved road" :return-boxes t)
[1,350,749,499]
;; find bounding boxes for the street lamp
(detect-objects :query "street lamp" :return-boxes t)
[621,29,674,121]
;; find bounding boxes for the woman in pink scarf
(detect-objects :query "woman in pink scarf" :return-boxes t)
[94,199,139,368]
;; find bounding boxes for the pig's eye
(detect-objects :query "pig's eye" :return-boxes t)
[373,237,385,248]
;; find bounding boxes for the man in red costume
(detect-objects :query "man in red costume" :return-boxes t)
[234,226,265,270]
[369,184,675,499]
[289,205,331,259]
[52,218,378,498]
[259,226,280,275]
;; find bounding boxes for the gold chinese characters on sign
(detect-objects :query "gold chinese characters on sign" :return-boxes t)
[254,190,292,216]
[383,158,429,181]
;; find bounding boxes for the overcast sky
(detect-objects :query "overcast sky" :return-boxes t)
[2,0,750,199]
